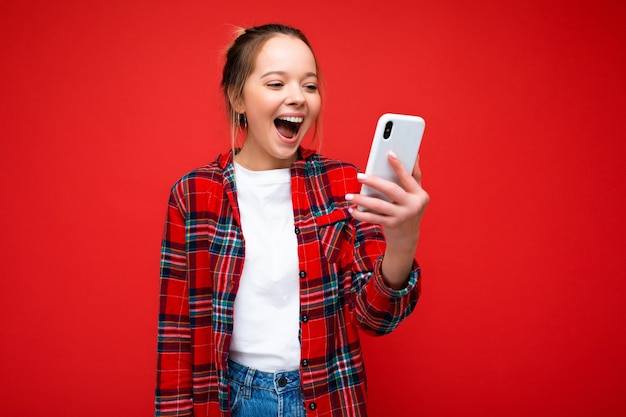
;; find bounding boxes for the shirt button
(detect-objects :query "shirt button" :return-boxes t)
[294,227,301,234]
[301,359,309,367]
[301,314,309,323]
[299,270,307,278]
[277,376,287,387]
[309,402,317,410]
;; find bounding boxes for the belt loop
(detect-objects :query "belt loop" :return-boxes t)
[243,366,255,399]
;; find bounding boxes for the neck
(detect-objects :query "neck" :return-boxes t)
[234,144,298,171]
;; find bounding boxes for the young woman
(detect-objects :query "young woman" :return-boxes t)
[156,23,429,417]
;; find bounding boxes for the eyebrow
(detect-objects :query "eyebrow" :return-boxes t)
[260,70,318,79]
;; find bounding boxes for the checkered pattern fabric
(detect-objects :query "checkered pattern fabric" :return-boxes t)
[156,149,420,416]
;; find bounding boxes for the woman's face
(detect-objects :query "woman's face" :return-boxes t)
[235,35,321,170]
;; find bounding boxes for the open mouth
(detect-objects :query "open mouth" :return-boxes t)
[274,116,304,139]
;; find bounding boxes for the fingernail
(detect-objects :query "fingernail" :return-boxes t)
[357,173,367,181]
[389,150,398,159]
[345,193,354,201]
[348,207,354,214]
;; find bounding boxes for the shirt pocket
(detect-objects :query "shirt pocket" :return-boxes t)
[316,208,354,264]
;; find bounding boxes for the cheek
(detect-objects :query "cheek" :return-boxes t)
[309,96,322,119]
[242,88,275,114]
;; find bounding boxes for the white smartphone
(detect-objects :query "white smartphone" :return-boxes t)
[359,113,425,210]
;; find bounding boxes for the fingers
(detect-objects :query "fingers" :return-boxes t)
[346,191,395,218]
[349,203,390,224]
[412,154,422,187]
[387,151,417,191]
[356,152,422,206]
[347,151,427,222]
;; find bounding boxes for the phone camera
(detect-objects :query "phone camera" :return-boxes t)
[383,121,393,139]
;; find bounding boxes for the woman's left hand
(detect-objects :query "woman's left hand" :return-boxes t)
[346,151,430,289]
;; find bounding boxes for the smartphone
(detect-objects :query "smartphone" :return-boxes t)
[359,113,425,210]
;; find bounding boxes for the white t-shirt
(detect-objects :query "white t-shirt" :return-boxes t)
[229,162,300,372]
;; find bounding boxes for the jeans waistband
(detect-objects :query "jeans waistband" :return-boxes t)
[227,359,301,394]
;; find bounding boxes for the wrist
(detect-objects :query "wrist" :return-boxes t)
[381,251,413,290]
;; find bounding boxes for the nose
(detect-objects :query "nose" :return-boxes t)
[285,83,305,106]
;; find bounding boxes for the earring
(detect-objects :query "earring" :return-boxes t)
[239,113,247,128]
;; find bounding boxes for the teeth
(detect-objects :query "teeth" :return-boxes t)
[277,116,303,123]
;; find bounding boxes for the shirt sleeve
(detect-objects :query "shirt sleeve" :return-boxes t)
[155,185,194,416]
[351,220,421,336]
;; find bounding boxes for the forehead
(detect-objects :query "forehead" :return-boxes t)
[254,35,317,73]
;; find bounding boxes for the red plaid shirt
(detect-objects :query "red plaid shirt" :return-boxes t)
[156,148,420,416]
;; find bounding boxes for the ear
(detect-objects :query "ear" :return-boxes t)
[228,89,245,114]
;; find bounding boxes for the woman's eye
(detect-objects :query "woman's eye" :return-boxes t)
[305,84,318,92]
[267,82,283,88]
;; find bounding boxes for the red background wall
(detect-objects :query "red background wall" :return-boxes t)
[1,1,625,416]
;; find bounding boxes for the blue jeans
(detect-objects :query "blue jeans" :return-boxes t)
[227,359,307,417]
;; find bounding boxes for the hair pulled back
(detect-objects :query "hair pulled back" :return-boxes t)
[221,23,322,147]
